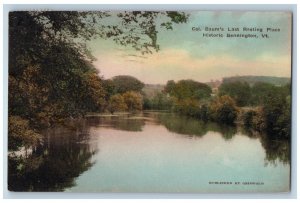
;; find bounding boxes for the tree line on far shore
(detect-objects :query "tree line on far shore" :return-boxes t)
[84,75,291,142]
[143,79,291,141]
[9,70,291,151]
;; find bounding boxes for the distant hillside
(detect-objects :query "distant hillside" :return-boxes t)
[142,84,165,98]
[222,76,290,86]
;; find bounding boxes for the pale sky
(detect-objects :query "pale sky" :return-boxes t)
[88,11,291,84]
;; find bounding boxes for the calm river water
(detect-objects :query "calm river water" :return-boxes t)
[8,112,290,192]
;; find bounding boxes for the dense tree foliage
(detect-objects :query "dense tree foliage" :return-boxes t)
[8,11,189,150]
[241,83,291,139]
[107,90,143,113]
[222,76,290,86]
[102,79,116,100]
[111,75,145,94]
[166,79,212,100]
[242,107,265,132]
[159,79,212,118]
[143,92,173,110]
[219,81,291,138]
[8,116,40,151]
[210,95,239,125]
[108,94,127,114]
[164,80,176,94]
[122,91,143,112]
[173,99,201,117]
[250,82,274,105]
[263,89,291,139]
[198,104,211,121]
[219,81,251,106]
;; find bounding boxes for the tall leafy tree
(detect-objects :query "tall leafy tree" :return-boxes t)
[9,11,189,150]
[263,86,291,139]
[164,80,176,94]
[219,81,251,106]
[111,75,145,94]
[250,82,276,106]
[166,79,212,100]
[210,95,239,125]
[122,91,143,112]
[108,94,128,114]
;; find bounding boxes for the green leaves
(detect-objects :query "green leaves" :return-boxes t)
[8,116,41,151]
[111,75,145,94]
[166,11,189,23]
[166,79,212,101]
[122,91,143,112]
[8,11,189,150]
[219,81,251,107]
[263,85,291,139]
[108,94,127,114]
[210,95,239,125]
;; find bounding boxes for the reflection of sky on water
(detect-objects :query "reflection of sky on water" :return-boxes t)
[67,115,289,193]
[8,113,290,192]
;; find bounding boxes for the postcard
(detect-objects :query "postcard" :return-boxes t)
[8,10,291,193]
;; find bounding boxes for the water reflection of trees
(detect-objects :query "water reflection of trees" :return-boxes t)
[241,128,290,165]
[156,113,237,139]
[88,113,292,166]
[8,121,97,191]
[157,113,290,165]
[87,115,145,132]
[9,113,290,191]
[260,135,290,166]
